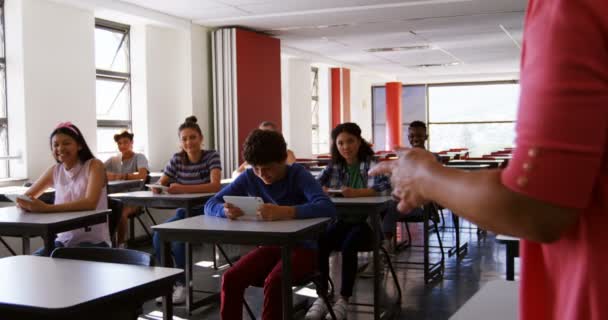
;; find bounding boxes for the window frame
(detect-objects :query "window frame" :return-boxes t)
[95,18,133,159]
[94,19,132,158]
[0,0,10,178]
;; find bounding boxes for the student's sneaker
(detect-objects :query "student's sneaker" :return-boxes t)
[305,298,329,320]
[326,298,348,320]
[155,284,186,305]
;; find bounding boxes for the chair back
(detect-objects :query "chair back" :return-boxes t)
[50,247,154,267]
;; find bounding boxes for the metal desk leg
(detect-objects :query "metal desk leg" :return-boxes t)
[185,202,194,314]
[281,244,293,320]
[43,233,56,256]
[506,243,516,281]
[22,237,30,255]
[372,207,381,320]
[161,239,174,320]
[448,213,468,258]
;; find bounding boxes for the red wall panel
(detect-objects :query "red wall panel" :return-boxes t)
[235,29,282,160]
[331,68,341,128]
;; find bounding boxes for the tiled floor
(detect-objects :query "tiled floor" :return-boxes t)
[138,213,518,320]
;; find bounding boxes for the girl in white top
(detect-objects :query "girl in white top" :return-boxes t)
[18,122,110,255]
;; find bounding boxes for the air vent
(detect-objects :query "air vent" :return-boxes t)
[366,45,431,53]
[411,62,461,68]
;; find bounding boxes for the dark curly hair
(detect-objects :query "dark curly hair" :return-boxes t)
[113,130,134,142]
[243,129,287,166]
[330,122,374,166]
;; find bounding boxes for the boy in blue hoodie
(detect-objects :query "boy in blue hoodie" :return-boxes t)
[205,129,336,320]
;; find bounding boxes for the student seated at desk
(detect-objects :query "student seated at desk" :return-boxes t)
[104,130,150,247]
[17,122,110,256]
[381,121,440,250]
[152,116,222,304]
[205,129,336,320]
[232,121,296,177]
[307,122,390,320]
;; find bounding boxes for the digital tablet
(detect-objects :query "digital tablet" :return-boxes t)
[223,196,264,216]
[6,194,33,203]
[145,184,169,192]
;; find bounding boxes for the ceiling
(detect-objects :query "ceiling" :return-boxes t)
[119,0,527,82]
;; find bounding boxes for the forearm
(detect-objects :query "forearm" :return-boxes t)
[127,172,147,180]
[43,199,99,213]
[420,167,576,242]
[353,188,377,197]
[179,182,221,194]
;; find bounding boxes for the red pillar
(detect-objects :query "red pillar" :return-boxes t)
[385,82,403,150]
[330,68,342,128]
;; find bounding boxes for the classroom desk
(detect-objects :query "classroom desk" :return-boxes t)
[107,179,144,194]
[448,159,504,163]
[0,186,55,203]
[496,235,520,281]
[449,280,519,320]
[152,215,331,318]
[0,255,182,320]
[331,196,397,320]
[108,191,214,217]
[445,164,491,170]
[109,191,215,309]
[0,207,111,255]
[295,160,320,168]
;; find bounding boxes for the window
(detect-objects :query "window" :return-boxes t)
[0,0,9,179]
[94,19,131,161]
[371,85,427,150]
[371,82,519,156]
[428,82,519,156]
[311,67,324,154]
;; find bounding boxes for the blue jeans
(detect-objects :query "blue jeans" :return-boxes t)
[33,240,110,256]
[318,220,373,297]
[153,207,201,285]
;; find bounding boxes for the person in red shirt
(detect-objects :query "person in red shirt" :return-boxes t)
[371,1,608,319]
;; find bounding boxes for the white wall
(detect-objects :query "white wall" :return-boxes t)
[191,24,214,150]
[8,0,98,179]
[3,0,214,177]
[144,25,193,171]
[350,71,375,142]
[0,0,215,256]
[281,57,312,158]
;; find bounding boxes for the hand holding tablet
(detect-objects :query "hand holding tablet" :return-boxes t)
[223,196,264,218]
[145,184,169,193]
[6,194,33,203]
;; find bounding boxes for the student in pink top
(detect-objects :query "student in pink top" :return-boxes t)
[18,122,110,256]
[371,1,607,319]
